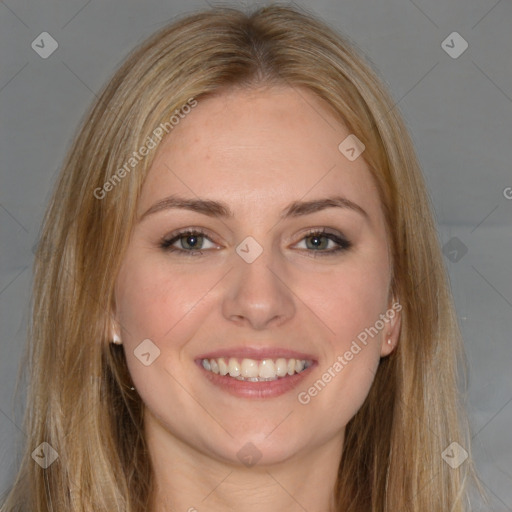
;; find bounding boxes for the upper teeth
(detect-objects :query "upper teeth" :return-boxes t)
[201,357,312,381]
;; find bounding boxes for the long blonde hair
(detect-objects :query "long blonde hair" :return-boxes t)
[2,4,481,511]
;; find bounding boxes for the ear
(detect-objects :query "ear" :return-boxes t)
[380,298,402,357]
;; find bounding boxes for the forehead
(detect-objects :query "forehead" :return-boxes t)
[139,86,382,224]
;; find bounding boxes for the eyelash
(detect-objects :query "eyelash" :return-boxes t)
[159,228,352,257]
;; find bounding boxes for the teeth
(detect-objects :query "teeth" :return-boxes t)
[218,357,229,376]
[228,357,241,377]
[276,358,288,377]
[201,356,313,380]
[241,358,259,378]
[259,359,276,379]
[210,359,220,374]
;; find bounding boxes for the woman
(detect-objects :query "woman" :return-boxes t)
[1,4,481,511]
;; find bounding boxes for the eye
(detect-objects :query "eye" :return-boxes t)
[294,228,352,255]
[159,229,218,255]
[159,227,352,257]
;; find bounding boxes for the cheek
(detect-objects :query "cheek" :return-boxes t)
[293,250,390,428]
[297,275,385,431]
[297,255,390,351]
[114,258,206,402]
[115,257,212,342]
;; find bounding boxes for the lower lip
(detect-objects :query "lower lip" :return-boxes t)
[196,361,316,399]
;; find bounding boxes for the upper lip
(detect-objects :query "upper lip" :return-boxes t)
[196,346,317,362]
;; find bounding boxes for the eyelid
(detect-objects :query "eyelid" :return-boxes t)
[296,226,347,240]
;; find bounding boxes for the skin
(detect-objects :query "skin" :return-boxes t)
[113,86,401,512]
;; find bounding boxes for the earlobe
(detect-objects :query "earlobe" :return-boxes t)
[380,298,402,357]
[381,333,396,357]
[111,332,122,345]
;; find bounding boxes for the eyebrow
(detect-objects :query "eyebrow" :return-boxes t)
[138,194,368,222]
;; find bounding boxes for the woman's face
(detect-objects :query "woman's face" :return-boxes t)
[114,86,400,466]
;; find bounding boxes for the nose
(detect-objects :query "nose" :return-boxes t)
[221,243,296,330]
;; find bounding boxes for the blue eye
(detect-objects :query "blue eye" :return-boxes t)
[159,228,352,256]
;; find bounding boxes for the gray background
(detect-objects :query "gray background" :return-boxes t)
[1,0,511,509]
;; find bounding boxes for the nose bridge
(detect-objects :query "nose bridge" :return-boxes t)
[221,236,295,329]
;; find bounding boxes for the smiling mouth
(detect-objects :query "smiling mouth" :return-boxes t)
[200,357,313,382]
